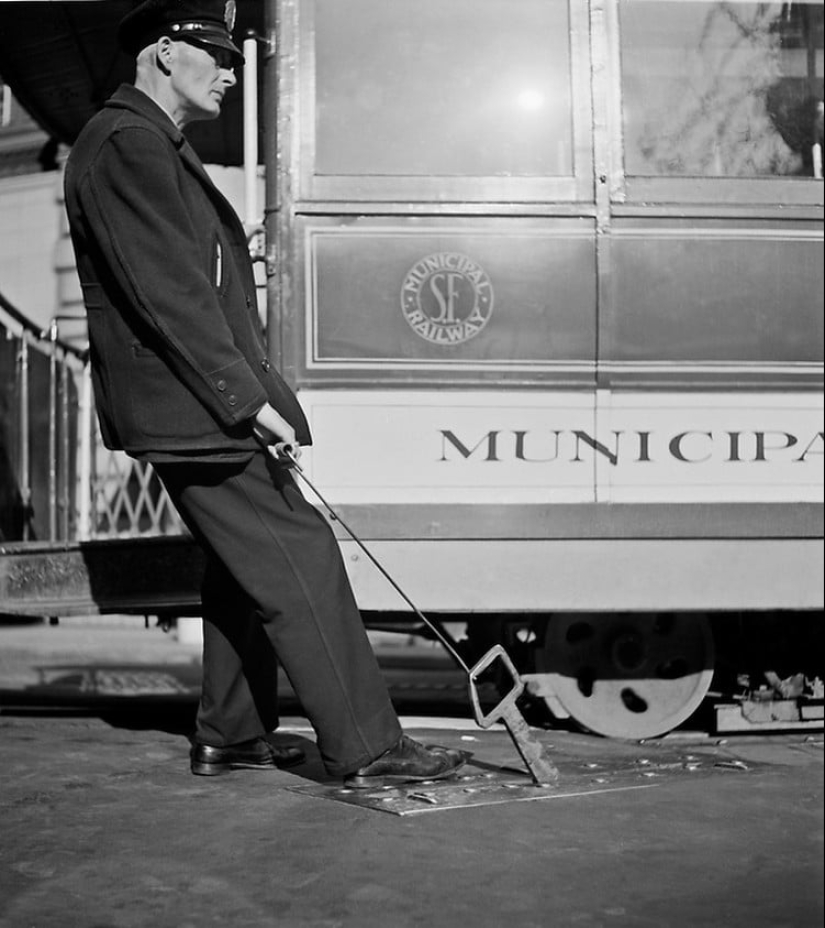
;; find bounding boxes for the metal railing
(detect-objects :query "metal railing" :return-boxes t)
[1,291,181,544]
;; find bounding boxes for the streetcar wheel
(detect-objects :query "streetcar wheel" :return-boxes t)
[535,613,715,739]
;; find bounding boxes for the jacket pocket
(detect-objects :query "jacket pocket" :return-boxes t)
[127,350,220,441]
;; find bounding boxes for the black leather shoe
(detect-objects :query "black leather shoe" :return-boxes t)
[191,737,305,776]
[343,735,468,789]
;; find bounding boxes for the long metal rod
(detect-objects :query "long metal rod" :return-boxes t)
[243,32,259,227]
[17,336,31,540]
[77,363,93,540]
[59,354,70,540]
[273,445,471,675]
[262,0,282,370]
[47,319,58,541]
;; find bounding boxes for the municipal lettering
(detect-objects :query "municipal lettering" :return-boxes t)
[439,429,825,464]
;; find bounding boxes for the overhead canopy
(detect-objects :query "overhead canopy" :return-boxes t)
[0,0,265,166]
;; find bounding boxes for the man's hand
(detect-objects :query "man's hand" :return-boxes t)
[252,403,301,460]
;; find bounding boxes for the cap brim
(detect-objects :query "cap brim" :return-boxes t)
[183,31,245,66]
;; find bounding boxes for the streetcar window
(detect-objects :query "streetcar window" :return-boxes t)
[620,0,824,178]
[313,0,574,177]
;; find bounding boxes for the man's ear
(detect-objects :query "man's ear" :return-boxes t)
[155,36,174,75]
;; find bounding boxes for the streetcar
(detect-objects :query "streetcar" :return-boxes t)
[0,0,822,739]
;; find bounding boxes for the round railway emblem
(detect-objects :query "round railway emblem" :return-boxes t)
[401,252,494,346]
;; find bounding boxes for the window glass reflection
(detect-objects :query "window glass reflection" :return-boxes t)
[314,0,574,177]
[621,0,824,177]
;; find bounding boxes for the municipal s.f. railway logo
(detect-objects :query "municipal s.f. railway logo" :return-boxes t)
[401,253,494,345]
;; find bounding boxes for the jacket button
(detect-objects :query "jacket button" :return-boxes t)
[228,395,237,406]
[261,359,271,372]
[216,380,227,392]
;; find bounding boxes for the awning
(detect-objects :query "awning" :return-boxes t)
[0,0,265,166]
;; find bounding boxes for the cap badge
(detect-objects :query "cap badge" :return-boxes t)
[224,1,237,33]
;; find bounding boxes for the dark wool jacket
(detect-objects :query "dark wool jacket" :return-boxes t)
[64,84,310,461]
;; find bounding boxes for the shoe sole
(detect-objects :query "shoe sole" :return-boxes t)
[191,755,305,776]
[343,759,467,790]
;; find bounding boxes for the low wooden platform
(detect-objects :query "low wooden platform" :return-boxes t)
[0,535,204,619]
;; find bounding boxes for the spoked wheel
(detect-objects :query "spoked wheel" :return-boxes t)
[535,613,715,739]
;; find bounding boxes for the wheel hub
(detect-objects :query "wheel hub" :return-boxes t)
[535,613,715,739]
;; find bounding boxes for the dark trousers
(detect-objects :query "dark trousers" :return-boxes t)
[155,452,401,776]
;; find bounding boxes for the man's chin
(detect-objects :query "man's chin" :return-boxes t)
[187,103,222,125]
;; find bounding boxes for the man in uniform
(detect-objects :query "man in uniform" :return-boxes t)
[64,0,466,788]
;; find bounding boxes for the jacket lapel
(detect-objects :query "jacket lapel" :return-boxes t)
[104,85,238,223]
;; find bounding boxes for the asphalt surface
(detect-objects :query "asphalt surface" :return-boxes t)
[0,617,822,928]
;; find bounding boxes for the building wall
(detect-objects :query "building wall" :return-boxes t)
[0,172,61,333]
[0,79,50,177]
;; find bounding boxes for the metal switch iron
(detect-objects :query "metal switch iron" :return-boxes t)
[272,443,560,787]
[468,645,559,785]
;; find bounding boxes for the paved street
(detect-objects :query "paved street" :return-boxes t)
[0,617,822,928]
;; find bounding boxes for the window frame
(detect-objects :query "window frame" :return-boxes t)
[292,0,596,205]
[608,0,825,208]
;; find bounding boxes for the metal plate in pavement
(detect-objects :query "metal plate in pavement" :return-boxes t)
[287,749,758,816]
